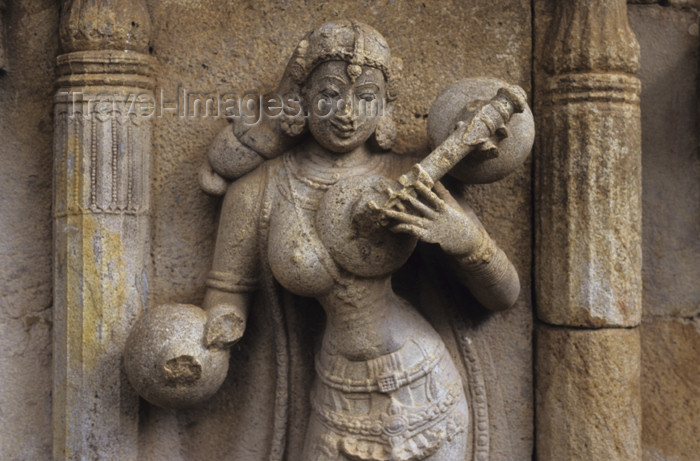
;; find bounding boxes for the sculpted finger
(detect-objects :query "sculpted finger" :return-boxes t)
[413,180,445,211]
[433,182,462,210]
[398,189,436,218]
[382,208,428,227]
[390,223,428,239]
[383,187,407,212]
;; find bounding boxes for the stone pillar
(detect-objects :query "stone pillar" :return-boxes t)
[534,0,642,459]
[53,1,152,459]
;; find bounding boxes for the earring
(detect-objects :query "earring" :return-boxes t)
[373,114,396,150]
[280,92,306,137]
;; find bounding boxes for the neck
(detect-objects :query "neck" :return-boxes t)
[304,139,374,169]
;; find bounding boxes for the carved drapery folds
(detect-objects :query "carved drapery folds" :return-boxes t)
[535,0,642,459]
[53,1,152,459]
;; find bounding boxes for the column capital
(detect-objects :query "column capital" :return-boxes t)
[543,0,640,76]
[59,0,151,54]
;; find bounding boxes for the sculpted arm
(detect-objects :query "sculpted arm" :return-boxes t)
[385,181,519,312]
[375,82,531,311]
[446,195,520,312]
[202,172,263,348]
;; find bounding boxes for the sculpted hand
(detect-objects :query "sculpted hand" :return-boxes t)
[199,161,228,196]
[379,181,482,256]
[204,303,246,349]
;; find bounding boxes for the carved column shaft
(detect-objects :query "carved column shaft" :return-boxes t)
[536,0,642,328]
[535,0,642,458]
[53,1,152,459]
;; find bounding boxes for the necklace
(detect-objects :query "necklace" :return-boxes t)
[283,153,346,287]
[287,147,384,190]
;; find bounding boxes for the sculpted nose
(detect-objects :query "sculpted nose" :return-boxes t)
[335,95,358,127]
[337,97,352,118]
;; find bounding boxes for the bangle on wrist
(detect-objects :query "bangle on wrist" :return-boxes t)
[457,226,497,267]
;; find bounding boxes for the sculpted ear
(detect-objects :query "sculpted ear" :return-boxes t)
[371,56,401,151]
[279,92,307,138]
[373,104,396,151]
[386,56,402,102]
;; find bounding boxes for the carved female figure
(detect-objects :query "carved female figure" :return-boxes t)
[126,20,533,461]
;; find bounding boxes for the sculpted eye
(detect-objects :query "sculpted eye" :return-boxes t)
[322,89,339,99]
[358,93,376,102]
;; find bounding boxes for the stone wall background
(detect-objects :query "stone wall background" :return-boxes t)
[628,3,700,460]
[0,1,696,460]
[0,1,56,460]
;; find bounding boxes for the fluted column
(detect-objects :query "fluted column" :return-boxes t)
[535,0,642,459]
[53,1,152,459]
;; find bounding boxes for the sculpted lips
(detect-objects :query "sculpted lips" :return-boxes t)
[330,118,356,138]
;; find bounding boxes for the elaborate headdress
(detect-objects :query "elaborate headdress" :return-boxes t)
[276,20,400,148]
[202,21,401,195]
[285,20,399,100]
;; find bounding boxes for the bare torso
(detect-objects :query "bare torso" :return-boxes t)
[267,148,440,360]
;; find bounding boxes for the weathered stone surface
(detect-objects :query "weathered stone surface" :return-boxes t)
[3,2,700,461]
[148,0,534,303]
[532,3,644,454]
[8,1,535,459]
[59,0,151,53]
[666,0,700,7]
[534,0,642,328]
[640,318,700,461]
[542,0,639,75]
[631,1,700,8]
[124,304,230,409]
[145,2,535,459]
[629,4,700,320]
[628,6,700,460]
[535,325,642,460]
[535,97,642,327]
[52,87,151,459]
[52,1,153,459]
[0,2,57,460]
[0,1,6,70]
[130,17,536,460]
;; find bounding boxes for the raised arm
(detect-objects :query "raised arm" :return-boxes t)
[381,180,519,312]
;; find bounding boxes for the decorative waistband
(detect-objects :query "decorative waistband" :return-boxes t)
[315,339,444,394]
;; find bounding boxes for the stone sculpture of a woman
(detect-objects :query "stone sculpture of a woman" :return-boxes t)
[125,20,534,461]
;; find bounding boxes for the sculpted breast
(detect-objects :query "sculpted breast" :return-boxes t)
[268,193,336,298]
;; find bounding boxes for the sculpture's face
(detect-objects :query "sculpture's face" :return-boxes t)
[303,61,386,153]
